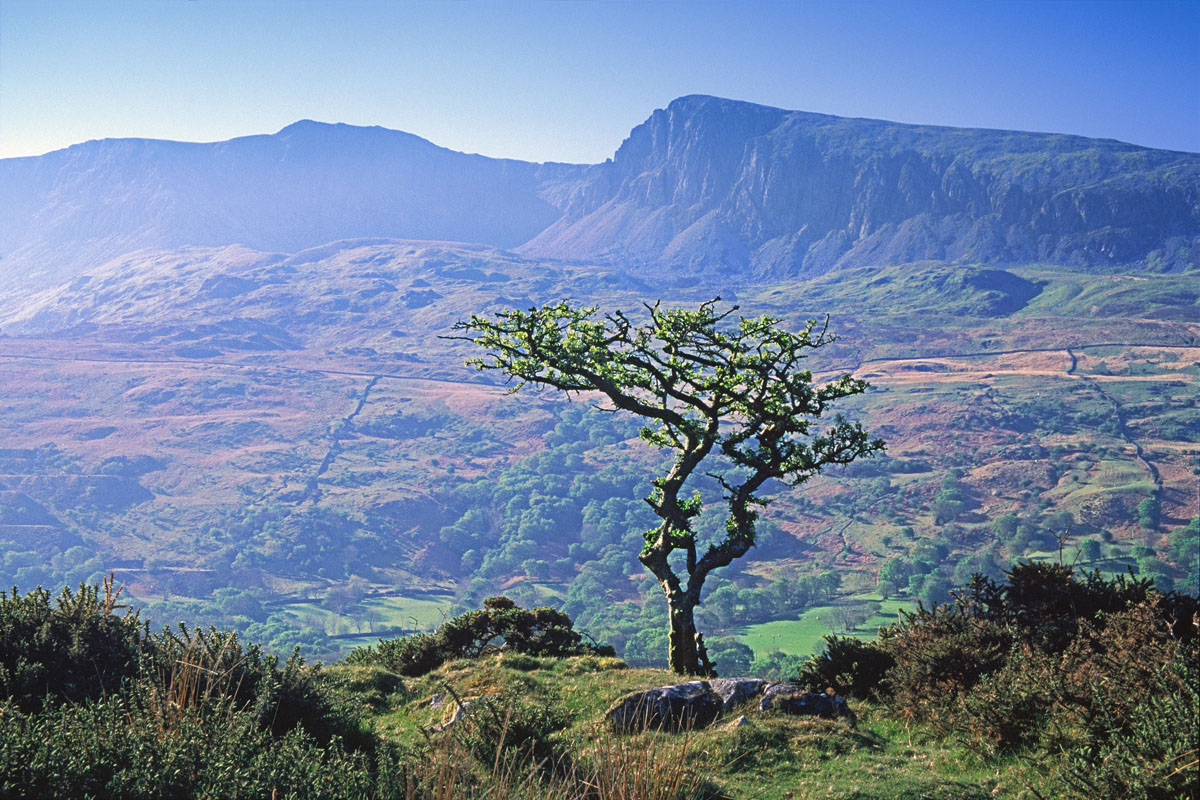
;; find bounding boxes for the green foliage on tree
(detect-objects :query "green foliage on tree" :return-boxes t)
[930,470,968,524]
[453,300,883,674]
[706,636,755,677]
[1136,496,1161,530]
[1078,538,1103,563]
[1167,516,1199,595]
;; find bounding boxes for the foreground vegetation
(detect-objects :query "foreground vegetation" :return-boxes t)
[1,564,1195,799]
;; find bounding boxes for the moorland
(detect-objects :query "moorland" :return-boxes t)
[0,95,1196,797]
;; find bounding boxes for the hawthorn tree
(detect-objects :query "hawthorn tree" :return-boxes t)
[451,300,883,675]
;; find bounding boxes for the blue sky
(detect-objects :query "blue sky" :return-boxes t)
[1,0,1197,162]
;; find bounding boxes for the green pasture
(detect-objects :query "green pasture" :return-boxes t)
[281,592,454,639]
[737,598,915,658]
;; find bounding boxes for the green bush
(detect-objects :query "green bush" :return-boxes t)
[144,624,374,751]
[955,643,1057,755]
[0,693,408,800]
[0,578,407,797]
[348,596,612,677]
[0,578,145,711]
[874,561,1199,779]
[877,604,1011,731]
[795,635,896,699]
[352,632,445,677]
[446,686,571,773]
[1058,654,1199,800]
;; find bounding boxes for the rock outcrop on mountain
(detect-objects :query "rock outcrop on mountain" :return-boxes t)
[520,96,1200,277]
[2,96,1196,296]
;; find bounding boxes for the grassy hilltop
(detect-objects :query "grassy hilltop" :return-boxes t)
[1,564,1195,799]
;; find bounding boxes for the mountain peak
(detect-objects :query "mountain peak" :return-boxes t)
[274,119,400,139]
[276,119,334,134]
[665,94,779,113]
[522,97,1200,275]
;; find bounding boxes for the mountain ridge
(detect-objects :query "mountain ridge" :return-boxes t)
[2,95,1196,297]
[520,95,1199,276]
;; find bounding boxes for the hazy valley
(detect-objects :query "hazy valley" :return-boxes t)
[0,95,1196,664]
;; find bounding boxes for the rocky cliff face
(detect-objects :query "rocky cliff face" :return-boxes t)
[522,95,1200,277]
[2,97,1196,296]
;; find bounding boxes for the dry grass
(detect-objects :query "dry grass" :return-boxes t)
[144,627,249,734]
[400,716,711,800]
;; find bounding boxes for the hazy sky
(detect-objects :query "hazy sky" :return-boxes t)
[1,0,1197,162]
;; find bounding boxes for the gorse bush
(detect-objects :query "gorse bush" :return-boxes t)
[793,635,895,700]
[0,576,144,711]
[1059,655,1199,800]
[0,692,408,800]
[144,624,375,751]
[789,560,1198,796]
[876,603,1011,731]
[960,562,1198,648]
[445,685,573,775]
[348,596,613,677]
[0,577,401,798]
[834,561,1200,795]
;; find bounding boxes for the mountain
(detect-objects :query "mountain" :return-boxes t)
[521,96,1200,277]
[1,96,1197,298]
[0,121,582,294]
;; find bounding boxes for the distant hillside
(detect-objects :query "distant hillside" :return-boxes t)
[0,121,581,294]
[522,95,1200,277]
[1,96,1197,297]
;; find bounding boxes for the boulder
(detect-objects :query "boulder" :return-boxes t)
[604,681,723,733]
[759,683,856,724]
[709,677,768,711]
[431,694,497,733]
[724,714,751,730]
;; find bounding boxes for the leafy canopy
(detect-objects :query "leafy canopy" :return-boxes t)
[454,299,882,563]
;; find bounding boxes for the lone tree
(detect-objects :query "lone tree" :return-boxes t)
[452,300,883,675]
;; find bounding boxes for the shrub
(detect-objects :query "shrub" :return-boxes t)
[349,631,445,677]
[1057,651,1198,800]
[0,693,407,800]
[955,642,1058,755]
[444,685,572,773]
[143,624,374,752]
[0,577,411,798]
[348,597,612,678]
[0,577,145,711]
[880,563,1199,767]
[795,635,896,699]
[877,604,1011,732]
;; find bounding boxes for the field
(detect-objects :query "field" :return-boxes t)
[738,598,915,658]
[279,593,455,640]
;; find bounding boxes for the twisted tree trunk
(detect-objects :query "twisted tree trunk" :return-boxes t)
[666,591,714,676]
